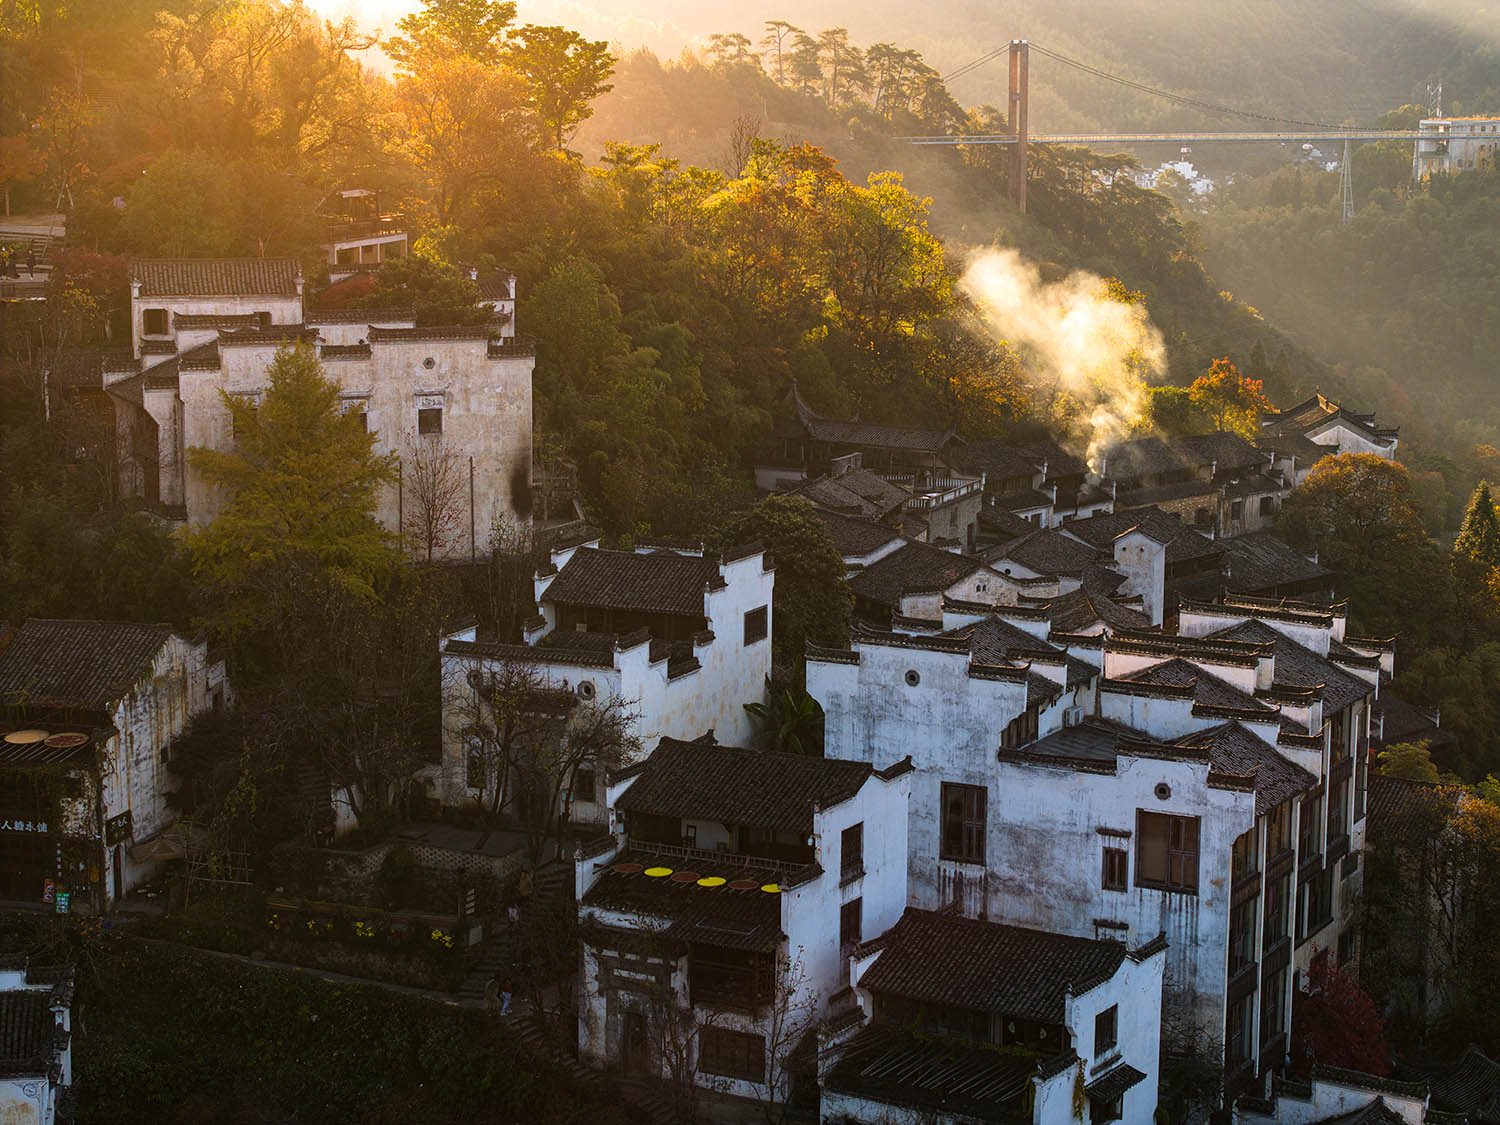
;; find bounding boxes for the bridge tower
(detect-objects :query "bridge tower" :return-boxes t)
[1339,139,1355,223]
[1008,40,1030,213]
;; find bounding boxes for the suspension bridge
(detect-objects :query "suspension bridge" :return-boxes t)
[909,40,1428,219]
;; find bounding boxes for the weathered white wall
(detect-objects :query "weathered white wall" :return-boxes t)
[130,291,303,357]
[989,752,1255,1056]
[180,336,534,558]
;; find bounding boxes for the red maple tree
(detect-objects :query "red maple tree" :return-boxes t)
[1289,948,1392,1077]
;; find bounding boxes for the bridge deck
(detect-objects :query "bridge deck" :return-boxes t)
[907,131,1429,145]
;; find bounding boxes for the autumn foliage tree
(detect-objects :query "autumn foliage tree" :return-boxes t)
[1187,357,1272,437]
[1289,949,1392,1076]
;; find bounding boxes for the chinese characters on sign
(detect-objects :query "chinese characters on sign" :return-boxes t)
[0,819,48,834]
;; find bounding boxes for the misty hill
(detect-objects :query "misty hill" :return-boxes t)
[614,0,1500,131]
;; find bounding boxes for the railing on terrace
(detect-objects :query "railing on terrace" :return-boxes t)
[630,839,805,875]
[881,473,984,510]
[326,215,407,241]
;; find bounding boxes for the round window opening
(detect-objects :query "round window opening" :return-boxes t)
[1154,782,1172,801]
[577,680,597,701]
[422,356,436,370]
[904,669,921,687]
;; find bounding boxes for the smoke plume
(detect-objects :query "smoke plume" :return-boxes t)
[961,249,1164,468]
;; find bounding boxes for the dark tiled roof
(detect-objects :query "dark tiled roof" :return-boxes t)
[172,311,264,330]
[0,619,172,711]
[1017,439,1088,480]
[177,340,221,371]
[859,907,1128,1024]
[1263,393,1396,445]
[1116,658,1275,714]
[1046,588,1151,633]
[1313,1099,1409,1125]
[1365,775,1456,842]
[823,1022,1054,1119]
[217,324,317,346]
[130,257,300,297]
[803,417,953,451]
[848,543,986,608]
[368,324,495,341]
[1209,619,1372,713]
[1257,430,1331,465]
[991,487,1054,513]
[979,503,1040,543]
[303,306,415,324]
[320,343,372,360]
[582,845,785,951]
[1220,532,1332,594]
[941,617,1095,688]
[1063,507,1220,564]
[1371,689,1457,752]
[1085,1062,1149,1103]
[1102,436,1191,481]
[810,510,903,558]
[540,548,722,616]
[615,738,874,834]
[994,530,1104,577]
[1172,722,1316,816]
[1173,431,1267,473]
[0,990,56,1078]
[1430,1044,1500,1119]
[959,439,1041,481]
[794,470,910,521]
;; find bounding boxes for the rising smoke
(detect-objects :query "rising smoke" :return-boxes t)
[961,249,1164,468]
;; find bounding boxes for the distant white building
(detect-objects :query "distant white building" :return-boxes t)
[0,619,229,910]
[575,737,913,1102]
[119,257,532,557]
[438,538,775,821]
[1413,116,1500,179]
[0,962,73,1125]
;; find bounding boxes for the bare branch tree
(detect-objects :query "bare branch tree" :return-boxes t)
[722,114,762,178]
[402,429,467,561]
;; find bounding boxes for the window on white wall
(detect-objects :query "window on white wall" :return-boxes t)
[940,783,986,864]
[743,606,768,646]
[1094,1005,1118,1056]
[418,406,443,435]
[143,308,168,335]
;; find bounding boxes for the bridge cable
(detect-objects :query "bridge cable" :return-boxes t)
[941,40,1352,130]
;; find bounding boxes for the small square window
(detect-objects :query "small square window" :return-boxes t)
[1101,846,1128,891]
[143,308,168,336]
[418,406,443,435]
[840,897,862,948]
[1230,499,1244,519]
[743,606,768,645]
[1260,495,1276,516]
[572,769,596,803]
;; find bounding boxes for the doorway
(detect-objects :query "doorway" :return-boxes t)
[623,1010,649,1072]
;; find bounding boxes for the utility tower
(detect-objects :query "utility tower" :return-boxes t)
[1339,138,1354,223]
[1008,40,1029,213]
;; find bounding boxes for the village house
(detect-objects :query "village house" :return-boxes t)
[819,907,1166,1125]
[1259,393,1399,469]
[436,538,775,822]
[320,188,409,281]
[807,588,1382,1102]
[0,961,73,1125]
[87,257,537,556]
[1231,1059,1500,1124]
[574,736,913,1102]
[0,619,228,910]
[755,383,965,490]
[1098,432,1286,537]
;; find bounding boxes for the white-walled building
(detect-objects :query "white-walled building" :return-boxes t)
[0,619,229,910]
[808,588,1381,1104]
[438,539,775,818]
[1259,393,1398,464]
[575,737,913,1102]
[820,908,1166,1125]
[122,258,533,556]
[0,962,73,1125]
[1413,116,1500,178]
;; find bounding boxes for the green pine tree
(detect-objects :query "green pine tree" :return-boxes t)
[1455,481,1500,570]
